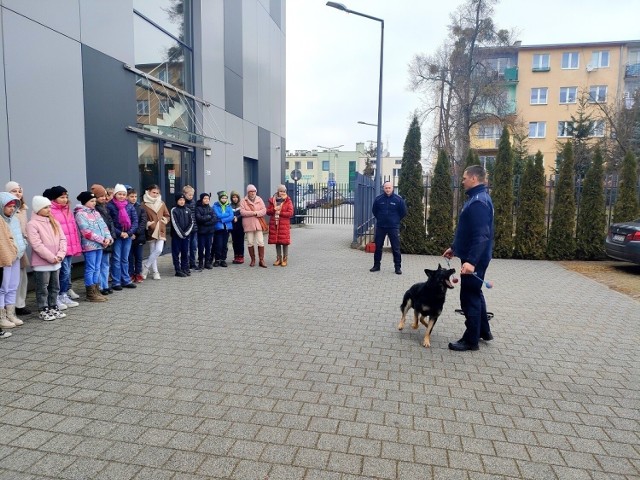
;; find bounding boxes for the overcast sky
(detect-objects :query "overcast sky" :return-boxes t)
[285,0,640,157]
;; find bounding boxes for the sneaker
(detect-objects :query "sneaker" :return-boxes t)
[111,285,123,291]
[67,289,80,300]
[219,261,227,268]
[39,308,56,321]
[55,297,68,311]
[50,306,66,319]
[175,271,187,277]
[60,293,79,307]
[123,283,137,289]
[0,329,12,338]
[152,272,161,280]
[141,266,149,280]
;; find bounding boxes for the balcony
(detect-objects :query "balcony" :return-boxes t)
[625,63,640,78]
[503,66,518,82]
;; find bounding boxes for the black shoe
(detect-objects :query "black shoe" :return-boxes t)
[219,261,228,268]
[395,268,402,275]
[194,265,203,272]
[183,269,191,276]
[112,285,123,291]
[204,263,213,270]
[189,263,196,270]
[15,307,32,315]
[123,283,137,289]
[100,289,110,296]
[369,265,380,272]
[213,261,220,267]
[448,340,479,351]
[480,332,494,341]
[107,288,114,294]
[175,271,187,277]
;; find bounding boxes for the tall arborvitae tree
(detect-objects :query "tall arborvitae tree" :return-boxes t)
[458,149,478,214]
[398,116,428,254]
[576,147,606,259]
[426,150,454,254]
[547,142,576,259]
[612,151,640,222]
[492,127,514,258]
[513,151,546,259]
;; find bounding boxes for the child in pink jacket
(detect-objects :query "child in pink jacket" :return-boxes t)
[26,196,67,321]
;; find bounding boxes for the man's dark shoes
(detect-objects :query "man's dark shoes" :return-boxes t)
[480,332,494,341]
[220,261,228,267]
[111,285,123,291]
[395,268,402,275]
[15,307,31,315]
[369,265,380,272]
[175,271,187,277]
[123,283,137,289]
[448,340,479,351]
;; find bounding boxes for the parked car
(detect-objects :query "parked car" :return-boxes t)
[307,192,345,209]
[604,218,640,264]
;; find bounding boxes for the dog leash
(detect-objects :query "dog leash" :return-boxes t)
[445,258,493,289]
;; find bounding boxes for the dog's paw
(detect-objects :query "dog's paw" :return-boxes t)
[411,322,419,330]
[422,337,431,348]
[397,321,405,330]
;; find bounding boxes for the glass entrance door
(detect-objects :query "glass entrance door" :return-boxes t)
[161,145,193,210]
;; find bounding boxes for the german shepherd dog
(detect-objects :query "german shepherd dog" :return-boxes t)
[398,265,455,348]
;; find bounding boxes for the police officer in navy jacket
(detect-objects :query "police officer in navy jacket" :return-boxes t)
[370,181,408,275]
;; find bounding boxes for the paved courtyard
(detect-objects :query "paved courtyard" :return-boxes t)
[0,224,638,479]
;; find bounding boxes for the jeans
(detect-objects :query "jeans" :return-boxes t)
[35,270,60,310]
[100,252,111,290]
[144,239,164,274]
[214,229,230,261]
[83,249,103,286]
[111,237,132,286]
[59,255,73,294]
[188,232,198,266]
[129,242,144,276]
[171,235,189,271]
[197,232,213,265]
[373,226,401,268]
[0,259,20,308]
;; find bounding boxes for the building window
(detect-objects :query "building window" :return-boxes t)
[559,87,577,104]
[393,168,401,177]
[557,121,573,138]
[589,85,607,103]
[591,51,609,68]
[395,159,402,165]
[590,120,605,137]
[159,99,170,114]
[529,122,546,138]
[478,124,501,139]
[478,156,496,169]
[530,88,548,105]
[295,161,301,170]
[562,52,579,69]
[137,100,149,115]
[532,54,550,71]
[322,161,330,171]
[285,162,289,170]
[306,161,313,169]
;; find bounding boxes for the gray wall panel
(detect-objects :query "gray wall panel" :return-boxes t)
[79,0,134,65]
[194,0,225,108]
[82,45,138,187]
[0,9,10,177]
[258,126,271,195]
[3,10,86,195]
[3,0,80,40]
[225,68,243,119]
[224,0,243,77]
[270,0,281,29]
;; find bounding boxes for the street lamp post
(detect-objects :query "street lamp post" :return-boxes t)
[327,2,384,197]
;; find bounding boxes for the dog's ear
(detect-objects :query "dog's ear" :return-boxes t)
[424,268,433,277]
[437,263,442,270]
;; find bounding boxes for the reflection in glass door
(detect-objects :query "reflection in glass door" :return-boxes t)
[162,146,193,210]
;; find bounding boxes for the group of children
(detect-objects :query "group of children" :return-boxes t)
[0,181,293,338]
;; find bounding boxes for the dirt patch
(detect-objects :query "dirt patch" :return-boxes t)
[559,260,640,301]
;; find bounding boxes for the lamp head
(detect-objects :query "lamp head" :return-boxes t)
[326,2,348,11]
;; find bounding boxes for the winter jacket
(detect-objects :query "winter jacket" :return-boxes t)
[106,200,138,237]
[266,195,294,245]
[372,192,407,228]
[74,204,113,252]
[185,197,198,233]
[0,196,18,267]
[213,201,235,231]
[16,203,29,268]
[26,213,67,270]
[239,195,267,232]
[131,203,148,246]
[49,199,82,256]
[195,201,217,235]
[143,196,170,241]
[452,183,494,270]
[0,192,27,260]
[171,205,194,239]
[95,202,116,253]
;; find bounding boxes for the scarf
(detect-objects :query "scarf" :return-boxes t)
[219,199,229,213]
[273,195,285,225]
[143,192,164,213]
[112,198,131,230]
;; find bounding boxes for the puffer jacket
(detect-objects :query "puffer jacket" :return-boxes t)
[195,200,217,235]
[0,198,18,267]
[74,204,113,252]
[95,202,116,253]
[106,200,138,237]
[50,199,82,256]
[185,197,198,233]
[131,202,147,246]
[26,213,67,268]
[0,192,27,260]
[213,201,234,231]
[266,195,294,245]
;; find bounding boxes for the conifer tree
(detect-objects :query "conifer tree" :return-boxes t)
[398,116,428,254]
[425,150,454,254]
[513,151,546,259]
[547,142,576,259]
[612,151,640,223]
[576,147,606,259]
[492,127,514,258]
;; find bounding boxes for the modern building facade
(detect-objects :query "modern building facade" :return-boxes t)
[0,0,285,208]
[471,40,640,174]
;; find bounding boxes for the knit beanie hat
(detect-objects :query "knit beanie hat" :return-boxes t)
[77,191,96,205]
[5,181,20,192]
[175,193,186,202]
[246,184,257,193]
[44,185,67,200]
[32,195,51,213]
[113,184,127,195]
[90,184,107,198]
[217,190,228,200]
[199,192,210,201]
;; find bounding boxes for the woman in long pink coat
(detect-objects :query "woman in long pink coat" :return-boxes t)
[239,184,268,268]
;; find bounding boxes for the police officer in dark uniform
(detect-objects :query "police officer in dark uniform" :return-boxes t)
[370,181,407,275]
